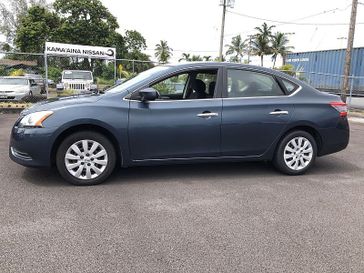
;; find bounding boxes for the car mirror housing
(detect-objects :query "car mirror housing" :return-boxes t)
[134,87,160,102]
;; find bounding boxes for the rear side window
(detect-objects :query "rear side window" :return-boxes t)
[281,79,298,94]
[227,69,284,98]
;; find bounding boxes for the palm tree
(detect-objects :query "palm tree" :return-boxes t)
[179,53,191,62]
[251,34,272,66]
[203,56,212,61]
[191,55,203,61]
[155,40,173,63]
[271,32,294,68]
[252,22,275,66]
[225,34,247,63]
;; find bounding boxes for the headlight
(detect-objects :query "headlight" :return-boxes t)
[18,111,53,128]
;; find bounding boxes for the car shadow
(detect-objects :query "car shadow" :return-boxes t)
[22,155,360,187]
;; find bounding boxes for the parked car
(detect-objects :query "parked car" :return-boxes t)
[9,63,349,185]
[0,76,41,101]
[56,70,97,94]
[24,74,46,94]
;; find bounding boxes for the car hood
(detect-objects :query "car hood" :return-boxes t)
[21,94,103,115]
[0,85,28,92]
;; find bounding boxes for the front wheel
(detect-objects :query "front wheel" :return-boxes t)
[56,131,116,185]
[273,130,317,175]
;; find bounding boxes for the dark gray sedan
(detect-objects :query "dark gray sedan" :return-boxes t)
[9,63,349,185]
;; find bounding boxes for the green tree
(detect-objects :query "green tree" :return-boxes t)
[124,30,146,52]
[0,0,47,44]
[155,40,172,63]
[203,56,212,61]
[225,34,246,63]
[15,6,60,53]
[179,53,191,62]
[252,22,275,66]
[190,55,203,61]
[53,0,119,47]
[271,32,294,68]
[251,34,271,66]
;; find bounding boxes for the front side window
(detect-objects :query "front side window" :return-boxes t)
[148,69,218,100]
[153,73,189,97]
[227,69,284,98]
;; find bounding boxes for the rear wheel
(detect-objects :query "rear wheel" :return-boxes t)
[56,131,116,185]
[273,130,317,175]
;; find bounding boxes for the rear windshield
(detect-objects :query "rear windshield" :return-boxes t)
[0,78,28,85]
[63,71,92,80]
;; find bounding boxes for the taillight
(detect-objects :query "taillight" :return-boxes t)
[330,101,347,117]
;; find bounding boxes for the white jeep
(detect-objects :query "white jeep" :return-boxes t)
[56,70,97,94]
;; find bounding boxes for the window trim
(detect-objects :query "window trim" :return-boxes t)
[276,77,300,95]
[222,68,302,99]
[124,67,223,102]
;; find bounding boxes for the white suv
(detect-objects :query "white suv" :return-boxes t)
[57,70,97,94]
[0,76,41,100]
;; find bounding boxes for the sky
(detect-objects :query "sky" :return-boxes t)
[101,0,364,66]
[1,0,363,67]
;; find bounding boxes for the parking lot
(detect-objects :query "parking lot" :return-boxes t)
[0,113,364,273]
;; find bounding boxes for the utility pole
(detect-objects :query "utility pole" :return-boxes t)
[342,0,358,102]
[219,0,235,62]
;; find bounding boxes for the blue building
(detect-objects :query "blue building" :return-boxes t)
[286,48,364,95]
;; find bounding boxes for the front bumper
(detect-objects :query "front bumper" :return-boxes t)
[9,125,55,168]
[0,92,27,101]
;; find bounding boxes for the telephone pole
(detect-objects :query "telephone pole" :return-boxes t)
[342,0,358,102]
[218,0,235,62]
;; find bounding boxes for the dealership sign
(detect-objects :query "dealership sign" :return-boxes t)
[45,42,116,59]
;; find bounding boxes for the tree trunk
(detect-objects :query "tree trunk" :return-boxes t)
[272,57,276,69]
[260,55,264,66]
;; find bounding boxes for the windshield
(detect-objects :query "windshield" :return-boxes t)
[63,71,92,80]
[107,66,170,93]
[0,78,28,85]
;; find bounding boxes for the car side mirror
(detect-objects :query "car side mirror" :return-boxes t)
[137,87,160,102]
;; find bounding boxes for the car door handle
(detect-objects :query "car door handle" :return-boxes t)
[269,110,289,115]
[197,112,219,118]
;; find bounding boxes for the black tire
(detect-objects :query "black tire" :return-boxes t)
[273,130,317,175]
[56,131,116,185]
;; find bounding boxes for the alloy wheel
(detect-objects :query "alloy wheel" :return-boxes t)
[64,139,108,180]
[283,137,313,171]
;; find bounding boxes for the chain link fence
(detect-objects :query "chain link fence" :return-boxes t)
[0,51,158,101]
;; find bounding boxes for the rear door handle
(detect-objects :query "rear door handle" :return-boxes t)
[269,110,289,115]
[197,112,219,118]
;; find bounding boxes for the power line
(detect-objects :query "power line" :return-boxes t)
[226,10,364,26]
[224,6,352,37]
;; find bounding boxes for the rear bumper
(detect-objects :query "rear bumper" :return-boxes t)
[318,117,350,156]
[9,126,55,167]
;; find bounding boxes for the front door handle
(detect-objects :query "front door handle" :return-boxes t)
[197,112,219,118]
[269,110,289,115]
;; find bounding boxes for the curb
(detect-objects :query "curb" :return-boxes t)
[349,117,364,124]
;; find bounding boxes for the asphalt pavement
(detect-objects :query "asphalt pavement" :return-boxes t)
[1,113,364,273]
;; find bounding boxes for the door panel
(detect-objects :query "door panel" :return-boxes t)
[222,97,293,156]
[129,99,222,160]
